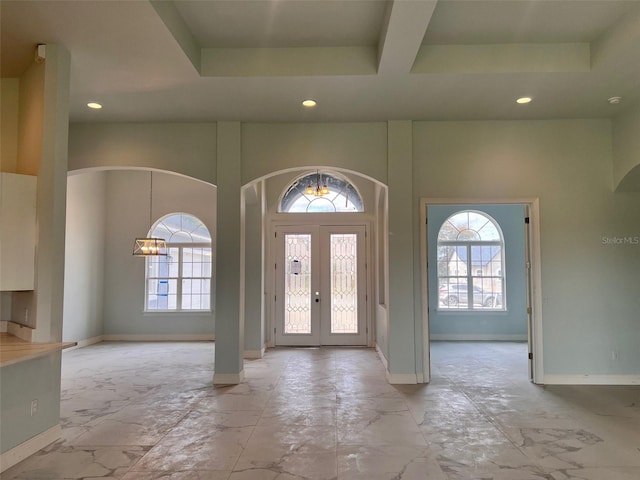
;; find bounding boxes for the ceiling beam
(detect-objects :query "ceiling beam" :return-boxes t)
[591,4,640,69]
[201,47,377,77]
[377,0,438,75]
[149,0,201,73]
[413,43,590,74]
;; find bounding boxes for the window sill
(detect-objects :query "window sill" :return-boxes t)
[143,311,213,316]
[436,309,509,314]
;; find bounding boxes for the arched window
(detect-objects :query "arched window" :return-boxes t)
[145,213,212,311]
[437,211,505,310]
[279,172,364,213]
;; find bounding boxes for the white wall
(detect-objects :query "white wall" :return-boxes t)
[103,170,216,337]
[63,171,107,343]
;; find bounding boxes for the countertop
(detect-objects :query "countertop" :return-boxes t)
[0,333,77,367]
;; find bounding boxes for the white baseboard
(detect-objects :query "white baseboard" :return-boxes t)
[64,335,104,351]
[544,374,640,385]
[375,344,420,385]
[244,346,266,359]
[0,424,61,473]
[213,370,245,385]
[386,372,418,385]
[430,334,527,341]
[375,343,388,370]
[103,334,215,342]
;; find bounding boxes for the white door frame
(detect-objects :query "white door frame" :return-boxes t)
[268,215,373,348]
[420,198,544,384]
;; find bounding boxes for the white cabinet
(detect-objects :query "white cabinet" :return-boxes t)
[0,173,37,291]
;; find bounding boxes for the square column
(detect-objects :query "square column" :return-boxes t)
[214,122,244,384]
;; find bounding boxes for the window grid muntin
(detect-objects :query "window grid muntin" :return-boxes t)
[279,172,364,213]
[146,242,212,312]
[437,211,506,311]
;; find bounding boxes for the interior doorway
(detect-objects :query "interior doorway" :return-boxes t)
[421,199,543,384]
[274,224,367,346]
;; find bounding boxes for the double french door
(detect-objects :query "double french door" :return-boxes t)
[274,225,367,346]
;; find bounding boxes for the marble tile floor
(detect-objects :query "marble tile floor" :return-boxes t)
[3,341,639,480]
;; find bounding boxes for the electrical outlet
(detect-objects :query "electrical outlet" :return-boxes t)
[611,350,620,361]
[30,399,38,416]
[24,308,29,323]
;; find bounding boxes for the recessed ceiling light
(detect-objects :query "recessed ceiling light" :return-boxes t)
[516,97,532,104]
[87,102,103,109]
[608,96,622,104]
[302,99,317,108]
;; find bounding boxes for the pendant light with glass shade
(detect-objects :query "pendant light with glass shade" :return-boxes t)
[132,171,167,256]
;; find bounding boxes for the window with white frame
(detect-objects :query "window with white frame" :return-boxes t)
[279,171,364,213]
[437,211,505,311]
[145,213,212,311]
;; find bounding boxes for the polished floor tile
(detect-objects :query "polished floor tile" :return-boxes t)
[3,341,640,479]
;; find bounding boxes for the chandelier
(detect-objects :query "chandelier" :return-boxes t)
[132,171,167,256]
[304,171,330,197]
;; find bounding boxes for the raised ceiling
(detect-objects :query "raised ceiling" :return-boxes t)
[2,0,639,123]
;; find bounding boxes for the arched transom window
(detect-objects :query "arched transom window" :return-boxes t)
[145,213,212,311]
[437,211,505,310]
[279,172,364,213]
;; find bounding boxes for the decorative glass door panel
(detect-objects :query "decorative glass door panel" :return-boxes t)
[275,225,367,346]
[329,234,358,334]
[284,234,312,334]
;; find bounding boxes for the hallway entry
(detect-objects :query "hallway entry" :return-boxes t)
[274,225,367,346]
[421,201,543,383]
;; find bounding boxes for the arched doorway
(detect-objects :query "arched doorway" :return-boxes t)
[274,171,366,346]
[241,168,388,352]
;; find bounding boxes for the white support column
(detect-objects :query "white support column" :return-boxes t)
[214,122,244,384]
[386,120,418,383]
[32,44,71,343]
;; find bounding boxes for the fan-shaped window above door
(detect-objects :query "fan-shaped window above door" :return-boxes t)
[279,172,364,213]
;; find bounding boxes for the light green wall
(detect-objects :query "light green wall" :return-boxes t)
[374,186,389,361]
[243,184,264,354]
[0,354,62,453]
[241,122,388,185]
[612,104,640,191]
[413,119,640,376]
[68,123,217,184]
[63,172,107,343]
[65,117,640,381]
[387,121,418,377]
[102,170,216,336]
